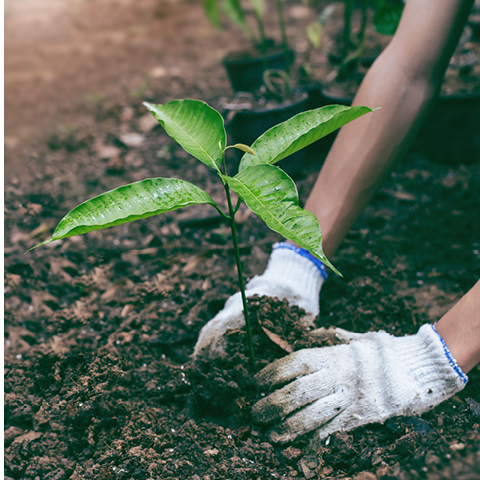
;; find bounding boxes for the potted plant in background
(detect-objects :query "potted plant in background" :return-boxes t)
[316,0,480,165]
[204,0,294,92]
[319,0,403,105]
[297,3,337,109]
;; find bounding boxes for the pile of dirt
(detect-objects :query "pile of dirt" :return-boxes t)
[5,107,480,477]
[4,1,480,478]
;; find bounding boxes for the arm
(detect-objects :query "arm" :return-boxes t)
[305,0,474,258]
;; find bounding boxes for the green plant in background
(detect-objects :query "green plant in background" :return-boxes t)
[338,0,403,78]
[294,0,403,83]
[203,0,290,58]
[372,0,404,36]
[32,99,373,370]
[299,3,337,81]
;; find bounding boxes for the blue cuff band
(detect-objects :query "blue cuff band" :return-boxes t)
[273,242,328,281]
[431,324,468,384]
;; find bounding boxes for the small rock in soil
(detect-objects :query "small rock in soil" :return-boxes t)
[137,113,159,132]
[353,472,377,480]
[118,132,145,147]
[95,144,121,159]
[466,397,480,417]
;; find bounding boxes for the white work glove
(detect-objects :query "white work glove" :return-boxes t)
[193,242,328,359]
[253,324,468,443]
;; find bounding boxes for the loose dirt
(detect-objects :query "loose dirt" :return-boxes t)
[4,0,480,479]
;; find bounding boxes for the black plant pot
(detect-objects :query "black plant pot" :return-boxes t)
[319,85,354,107]
[223,49,295,93]
[300,82,325,110]
[469,12,480,41]
[226,90,309,178]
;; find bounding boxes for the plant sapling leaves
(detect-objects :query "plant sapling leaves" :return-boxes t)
[203,0,222,29]
[239,104,374,171]
[32,178,218,249]
[144,99,226,172]
[222,0,250,33]
[224,143,256,155]
[223,164,340,274]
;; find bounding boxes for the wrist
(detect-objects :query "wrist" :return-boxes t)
[273,242,328,281]
[246,243,326,317]
[430,324,469,382]
[412,324,468,386]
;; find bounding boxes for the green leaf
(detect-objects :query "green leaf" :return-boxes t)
[222,0,249,33]
[144,99,226,171]
[373,3,403,35]
[223,165,339,274]
[248,0,264,19]
[306,21,322,49]
[239,105,373,171]
[32,178,217,249]
[225,143,256,155]
[203,0,221,29]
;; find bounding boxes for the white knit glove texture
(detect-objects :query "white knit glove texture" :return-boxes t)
[253,324,468,443]
[193,244,326,359]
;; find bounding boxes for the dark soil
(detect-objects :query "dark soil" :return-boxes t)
[4,0,480,479]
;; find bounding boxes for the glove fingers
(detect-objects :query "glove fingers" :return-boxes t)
[193,309,245,358]
[267,392,347,444]
[255,348,330,388]
[315,411,358,440]
[252,370,336,424]
[310,327,363,343]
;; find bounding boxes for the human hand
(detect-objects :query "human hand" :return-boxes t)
[193,243,328,359]
[253,324,467,443]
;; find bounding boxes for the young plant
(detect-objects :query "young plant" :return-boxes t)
[338,0,403,78]
[299,4,337,82]
[204,0,289,58]
[32,99,374,371]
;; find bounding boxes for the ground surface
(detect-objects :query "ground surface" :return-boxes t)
[4,0,480,479]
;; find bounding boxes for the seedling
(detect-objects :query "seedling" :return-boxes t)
[204,0,289,59]
[32,100,373,371]
[338,0,403,77]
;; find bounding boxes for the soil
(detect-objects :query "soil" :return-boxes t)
[4,0,480,479]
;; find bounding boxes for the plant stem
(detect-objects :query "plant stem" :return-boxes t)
[213,204,231,220]
[254,11,267,56]
[223,182,256,372]
[233,197,242,214]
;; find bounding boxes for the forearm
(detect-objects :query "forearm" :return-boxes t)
[305,53,435,257]
[304,0,473,258]
[436,280,480,373]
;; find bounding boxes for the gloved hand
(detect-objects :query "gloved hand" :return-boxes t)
[193,242,328,359]
[253,324,468,443]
